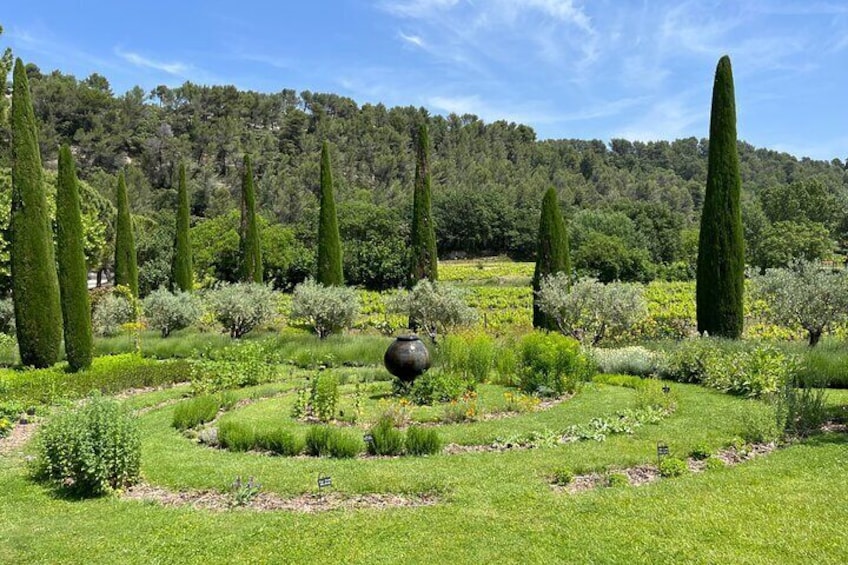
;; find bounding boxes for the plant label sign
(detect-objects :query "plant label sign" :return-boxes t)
[318,475,332,489]
[657,443,669,457]
[662,385,671,394]
[363,434,374,443]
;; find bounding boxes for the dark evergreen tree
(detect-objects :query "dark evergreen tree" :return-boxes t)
[57,145,93,371]
[408,123,438,287]
[114,172,139,296]
[239,154,262,283]
[532,187,571,330]
[172,162,193,291]
[9,58,62,368]
[316,141,343,285]
[696,55,744,338]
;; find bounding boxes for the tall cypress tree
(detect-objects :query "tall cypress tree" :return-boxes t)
[316,141,343,286]
[239,155,262,283]
[172,162,193,291]
[114,172,139,297]
[532,187,570,330]
[408,123,438,287]
[9,58,62,368]
[696,55,744,339]
[57,145,93,371]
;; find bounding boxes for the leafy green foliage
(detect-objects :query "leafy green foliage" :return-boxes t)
[740,400,782,444]
[367,417,405,456]
[304,425,362,458]
[316,142,343,286]
[658,457,688,478]
[142,288,201,337]
[407,370,472,405]
[697,55,744,338]
[405,426,442,456]
[92,292,133,337]
[10,58,62,368]
[290,279,359,339]
[172,395,222,431]
[532,187,570,329]
[310,372,340,423]
[437,330,496,383]
[518,331,594,396]
[36,395,140,496]
[206,282,276,338]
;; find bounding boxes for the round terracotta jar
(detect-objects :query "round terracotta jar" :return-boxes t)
[384,335,431,383]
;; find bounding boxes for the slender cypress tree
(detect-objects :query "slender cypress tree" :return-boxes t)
[696,55,744,338]
[57,145,93,371]
[316,141,343,286]
[532,187,571,330]
[10,58,62,368]
[408,123,438,287]
[239,155,262,283]
[114,172,139,297]
[172,162,193,291]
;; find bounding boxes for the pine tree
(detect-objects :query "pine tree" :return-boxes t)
[239,155,262,283]
[56,145,93,371]
[697,55,744,338]
[316,141,343,286]
[114,172,139,297]
[408,123,438,287]
[9,58,62,368]
[172,162,193,291]
[532,187,571,330]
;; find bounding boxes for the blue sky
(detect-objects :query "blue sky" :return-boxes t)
[3,1,847,159]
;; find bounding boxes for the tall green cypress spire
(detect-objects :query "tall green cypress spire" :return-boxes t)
[10,58,62,368]
[408,123,438,287]
[172,162,193,291]
[532,187,571,330]
[114,172,139,297]
[57,145,93,371]
[316,141,343,286]
[239,155,262,283]
[696,55,744,338]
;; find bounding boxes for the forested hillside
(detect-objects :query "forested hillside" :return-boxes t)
[1,62,846,293]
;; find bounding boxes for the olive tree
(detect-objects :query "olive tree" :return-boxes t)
[290,278,359,339]
[535,274,647,346]
[752,262,848,346]
[206,282,276,338]
[390,280,475,342]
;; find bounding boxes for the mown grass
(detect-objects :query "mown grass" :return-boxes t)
[1,380,847,564]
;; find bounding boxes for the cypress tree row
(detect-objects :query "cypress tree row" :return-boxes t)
[114,172,139,297]
[172,162,193,291]
[696,55,744,339]
[316,141,343,286]
[56,145,93,371]
[532,187,571,330]
[239,155,262,283]
[408,123,438,287]
[9,58,63,368]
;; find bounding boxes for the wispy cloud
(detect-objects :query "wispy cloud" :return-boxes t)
[398,31,425,48]
[115,48,190,76]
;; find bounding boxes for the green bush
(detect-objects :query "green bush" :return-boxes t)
[689,443,712,461]
[551,468,574,486]
[592,346,661,377]
[255,428,304,456]
[172,395,221,430]
[605,472,629,487]
[658,457,689,478]
[740,401,782,444]
[217,420,256,452]
[92,293,134,337]
[36,395,140,496]
[705,457,726,471]
[779,378,828,438]
[518,331,594,397]
[304,426,363,458]
[205,282,277,338]
[438,331,496,383]
[290,279,359,339]
[405,426,442,456]
[143,289,201,337]
[408,370,472,405]
[367,417,405,456]
[311,372,339,422]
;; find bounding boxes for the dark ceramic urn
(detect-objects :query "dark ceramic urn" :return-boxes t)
[384,335,431,382]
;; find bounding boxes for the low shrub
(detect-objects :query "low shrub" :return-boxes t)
[740,401,782,444]
[518,331,594,397]
[92,293,134,337]
[389,280,476,340]
[438,331,496,383]
[658,457,688,478]
[172,395,221,430]
[217,420,256,452]
[367,418,405,456]
[408,370,472,405]
[304,426,362,458]
[36,395,140,496]
[779,377,828,438]
[290,279,360,339]
[689,443,711,461]
[0,416,12,438]
[405,426,442,456]
[205,282,277,338]
[551,468,574,486]
[143,289,202,337]
[705,457,726,471]
[502,391,541,413]
[592,346,661,377]
[441,391,479,423]
[605,473,629,487]
[255,429,304,456]
[310,372,340,422]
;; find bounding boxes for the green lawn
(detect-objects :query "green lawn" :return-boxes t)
[2,378,846,564]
